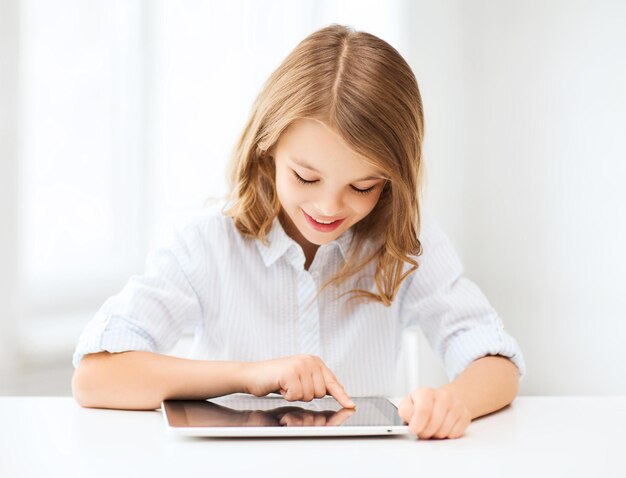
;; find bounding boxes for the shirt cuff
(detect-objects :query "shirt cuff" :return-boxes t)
[443,324,526,381]
[72,315,157,368]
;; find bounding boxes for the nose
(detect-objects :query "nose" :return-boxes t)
[312,192,344,218]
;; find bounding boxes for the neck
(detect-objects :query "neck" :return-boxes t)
[278,210,319,270]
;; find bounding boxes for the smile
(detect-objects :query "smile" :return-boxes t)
[302,210,346,232]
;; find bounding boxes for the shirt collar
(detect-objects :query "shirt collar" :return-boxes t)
[256,217,354,269]
[255,217,296,268]
[333,227,354,260]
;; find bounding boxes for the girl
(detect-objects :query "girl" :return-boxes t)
[72,24,525,440]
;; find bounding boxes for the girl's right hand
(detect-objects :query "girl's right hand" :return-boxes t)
[241,355,356,409]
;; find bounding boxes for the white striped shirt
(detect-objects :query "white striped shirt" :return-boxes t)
[72,205,525,396]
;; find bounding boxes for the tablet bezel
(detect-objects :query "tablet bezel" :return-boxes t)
[161,395,410,437]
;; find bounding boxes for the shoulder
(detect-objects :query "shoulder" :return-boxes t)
[415,211,461,263]
[178,200,235,236]
[396,211,464,298]
[417,211,448,251]
[150,199,246,256]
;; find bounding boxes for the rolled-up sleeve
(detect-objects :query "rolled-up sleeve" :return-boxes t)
[399,214,526,381]
[72,221,207,368]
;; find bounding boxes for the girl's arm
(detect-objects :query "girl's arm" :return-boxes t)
[441,354,520,420]
[72,351,247,410]
[398,355,520,439]
[72,351,354,411]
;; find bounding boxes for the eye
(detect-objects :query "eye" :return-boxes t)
[292,170,318,185]
[292,169,377,194]
[351,185,376,195]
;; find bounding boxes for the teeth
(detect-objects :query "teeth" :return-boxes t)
[314,218,334,224]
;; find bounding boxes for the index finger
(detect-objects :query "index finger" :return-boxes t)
[326,408,356,427]
[321,367,356,409]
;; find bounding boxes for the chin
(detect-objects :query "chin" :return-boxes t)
[298,223,346,245]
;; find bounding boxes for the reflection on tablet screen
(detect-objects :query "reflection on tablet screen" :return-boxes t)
[164,396,405,428]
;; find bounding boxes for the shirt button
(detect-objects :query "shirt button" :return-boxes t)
[311,271,319,280]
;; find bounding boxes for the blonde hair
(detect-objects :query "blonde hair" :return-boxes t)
[224,24,424,306]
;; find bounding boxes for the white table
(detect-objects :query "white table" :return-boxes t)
[1,396,625,478]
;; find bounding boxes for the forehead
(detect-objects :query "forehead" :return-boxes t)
[275,118,384,177]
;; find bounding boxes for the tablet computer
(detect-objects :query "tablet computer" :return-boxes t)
[161,394,410,437]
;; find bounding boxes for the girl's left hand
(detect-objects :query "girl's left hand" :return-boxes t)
[398,387,472,439]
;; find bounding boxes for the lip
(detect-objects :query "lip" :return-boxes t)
[302,209,346,233]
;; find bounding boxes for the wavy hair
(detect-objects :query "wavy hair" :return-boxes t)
[223,24,424,306]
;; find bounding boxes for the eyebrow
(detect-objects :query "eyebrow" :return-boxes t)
[291,158,386,182]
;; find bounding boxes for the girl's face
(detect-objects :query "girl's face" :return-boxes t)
[272,118,387,249]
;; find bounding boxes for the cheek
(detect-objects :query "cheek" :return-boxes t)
[350,192,382,218]
[276,172,308,206]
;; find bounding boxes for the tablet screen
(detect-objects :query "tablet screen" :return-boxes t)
[163,395,405,428]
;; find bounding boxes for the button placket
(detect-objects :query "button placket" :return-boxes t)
[297,270,320,354]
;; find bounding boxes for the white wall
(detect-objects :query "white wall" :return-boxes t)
[405,0,626,394]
